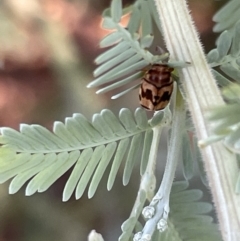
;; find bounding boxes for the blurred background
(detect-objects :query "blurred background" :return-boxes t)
[0,0,228,240]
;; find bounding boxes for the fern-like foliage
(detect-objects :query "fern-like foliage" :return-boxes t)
[199,83,240,193]
[213,0,240,33]
[202,83,240,152]
[201,3,240,195]
[118,181,222,241]
[155,181,222,241]
[207,19,240,87]
[87,0,169,99]
[0,108,168,201]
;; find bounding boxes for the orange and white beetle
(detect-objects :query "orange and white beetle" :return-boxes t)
[139,64,174,111]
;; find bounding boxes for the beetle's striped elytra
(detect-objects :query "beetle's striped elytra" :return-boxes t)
[139,64,174,111]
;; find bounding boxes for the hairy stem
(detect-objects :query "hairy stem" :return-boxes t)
[153,0,240,240]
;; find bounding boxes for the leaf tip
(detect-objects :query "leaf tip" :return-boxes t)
[111,95,117,100]
[86,83,93,88]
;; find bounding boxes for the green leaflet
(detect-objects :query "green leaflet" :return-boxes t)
[1,128,39,151]
[140,129,153,175]
[38,151,80,193]
[119,108,138,132]
[0,108,167,200]
[25,154,57,196]
[170,189,203,203]
[148,0,162,33]
[75,145,105,199]
[94,49,136,77]
[102,17,116,29]
[9,153,49,194]
[140,34,154,49]
[111,83,141,99]
[107,138,129,191]
[110,0,122,23]
[96,72,143,95]
[123,133,143,186]
[181,131,194,180]
[236,171,240,194]
[216,30,232,59]
[63,148,92,202]
[220,63,240,83]
[101,109,126,136]
[140,0,152,37]
[100,31,122,47]
[0,153,31,183]
[95,42,130,65]
[213,0,240,32]
[207,49,220,63]
[212,69,232,87]
[231,20,240,55]
[88,142,117,198]
[72,113,103,142]
[89,54,146,87]
[54,122,80,147]
[127,6,141,35]
[171,180,189,193]
[65,118,92,144]
[213,0,240,23]
[224,128,240,152]
[92,113,116,139]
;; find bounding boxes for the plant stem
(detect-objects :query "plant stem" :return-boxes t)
[153,0,240,240]
[141,88,185,239]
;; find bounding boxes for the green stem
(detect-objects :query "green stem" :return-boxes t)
[154,0,240,240]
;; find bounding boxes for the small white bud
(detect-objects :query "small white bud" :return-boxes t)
[142,206,155,219]
[141,233,151,241]
[133,232,142,241]
[157,219,168,232]
[88,230,104,241]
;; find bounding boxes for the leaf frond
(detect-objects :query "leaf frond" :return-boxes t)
[155,181,222,241]
[119,181,222,241]
[213,0,240,33]
[207,20,240,87]
[87,0,169,99]
[0,108,168,201]
[199,83,240,154]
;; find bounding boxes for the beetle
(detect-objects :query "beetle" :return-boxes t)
[139,64,174,111]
